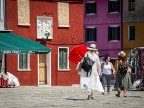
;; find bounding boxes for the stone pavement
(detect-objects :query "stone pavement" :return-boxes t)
[0,86,143,108]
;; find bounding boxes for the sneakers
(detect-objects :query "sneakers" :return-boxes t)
[87,95,94,100]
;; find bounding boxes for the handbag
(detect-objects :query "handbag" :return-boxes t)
[81,54,95,77]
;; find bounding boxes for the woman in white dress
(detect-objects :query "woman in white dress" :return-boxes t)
[80,44,104,100]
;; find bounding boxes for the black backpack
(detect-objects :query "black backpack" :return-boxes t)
[119,63,127,74]
[81,54,95,77]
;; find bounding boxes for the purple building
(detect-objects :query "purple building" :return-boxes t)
[84,0,122,62]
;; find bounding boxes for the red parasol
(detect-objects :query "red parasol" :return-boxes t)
[69,45,88,64]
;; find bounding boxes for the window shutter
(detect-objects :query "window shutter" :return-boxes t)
[133,26,135,40]
[85,28,88,42]
[108,1,110,12]
[130,26,135,40]
[117,26,120,40]
[117,0,120,12]
[85,3,88,14]
[108,27,111,41]
[95,28,97,41]
[93,2,96,14]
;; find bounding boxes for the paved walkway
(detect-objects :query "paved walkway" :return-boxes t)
[0,86,143,108]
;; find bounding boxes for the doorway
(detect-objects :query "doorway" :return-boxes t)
[38,53,51,86]
[39,54,47,85]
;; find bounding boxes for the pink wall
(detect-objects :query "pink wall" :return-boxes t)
[84,0,122,58]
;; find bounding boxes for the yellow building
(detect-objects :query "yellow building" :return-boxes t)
[123,23,144,54]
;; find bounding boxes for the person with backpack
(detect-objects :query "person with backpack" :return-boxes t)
[115,51,132,97]
[79,44,104,100]
[101,56,115,94]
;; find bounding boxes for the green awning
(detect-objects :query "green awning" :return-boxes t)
[0,33,51,54]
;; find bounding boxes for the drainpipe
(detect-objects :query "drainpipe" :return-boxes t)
[121,0,123,51]
[4,0,7,30]
[3,0,7,73]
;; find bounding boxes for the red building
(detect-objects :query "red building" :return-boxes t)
[6,0,83,86]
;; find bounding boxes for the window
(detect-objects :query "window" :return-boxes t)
[128,26,135,40]
[0,54,5,73]
[108,0,120,13]
[0,0,4,30]
[128,0,135,11]
[85,27,97,42]
[108,26,120,41]
[85,1,96,14]
[18,54,30,70]
[58,47,69,70]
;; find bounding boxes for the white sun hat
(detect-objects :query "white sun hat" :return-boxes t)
[87,44,98,51]
[118,51,126,57]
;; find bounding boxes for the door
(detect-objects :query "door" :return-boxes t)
[39,54,47,85]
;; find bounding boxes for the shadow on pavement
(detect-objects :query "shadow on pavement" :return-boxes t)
[65,98,86,101]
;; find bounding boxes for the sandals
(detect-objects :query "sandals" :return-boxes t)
[115,94,120,97]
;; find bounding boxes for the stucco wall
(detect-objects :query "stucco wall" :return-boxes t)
[84,0,122,58]
[6,54,38,86]
[6,0,83,86]
[123,0,144,22]
[123,23,144,53]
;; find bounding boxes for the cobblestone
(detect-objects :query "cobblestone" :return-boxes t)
[0,86,143,108]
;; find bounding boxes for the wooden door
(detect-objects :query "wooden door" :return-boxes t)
[39,54,47,85]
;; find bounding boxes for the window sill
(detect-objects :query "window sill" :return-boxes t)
[58,25,70,28]
[58,69,70,72]
[109,40,120,42]
[85,13,96,16]
[0,30,13,32]
[86,41,96,43]
[18,24,30,26]
[18,69,31,72]
[108,12,120,15]
[37,37,53,40]
[128,40,135,41]
[128,10,135,12]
